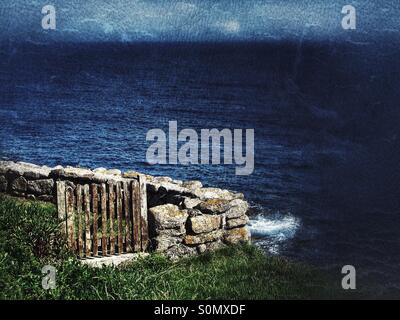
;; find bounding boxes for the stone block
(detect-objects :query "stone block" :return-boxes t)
[27,179,54,195]
[149,204,188,229]
[182,197,202,209]
[224,199,249,219]
[188,214,221,234]
[152,235,182,252]
[184,229,223,245]
[10,176,27,192]
[195,199,231,214]
[0,175,8,192]
[226,215,249,229]
[223,227,250,244]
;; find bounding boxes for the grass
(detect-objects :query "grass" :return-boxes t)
[0,194,339,300]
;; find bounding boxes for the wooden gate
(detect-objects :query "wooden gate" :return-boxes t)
[56,176,148,258]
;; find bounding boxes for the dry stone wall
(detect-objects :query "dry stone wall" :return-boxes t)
[0,161,251,259]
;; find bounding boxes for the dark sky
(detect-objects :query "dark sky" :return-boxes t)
[1,0,399,42]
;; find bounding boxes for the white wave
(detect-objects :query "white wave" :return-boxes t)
[248,214,300,241]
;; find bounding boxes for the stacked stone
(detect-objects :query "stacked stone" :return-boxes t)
[0,161,55,201]
[0,161,251,259]
[148,185,250,259]
[0,161,126,202]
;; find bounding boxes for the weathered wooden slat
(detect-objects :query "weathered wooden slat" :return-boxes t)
[108,182,115,255]
[65,187,75,250]
[116,182,123,254]
[56,181,67,236]
[138,175,148,252]
[91,184,99,256]
[100,183,107,256]
[83,184,91,257]
[76,185,83,258]
[123,181,132,252]
[61,176,146,257]
[131,179,141,252]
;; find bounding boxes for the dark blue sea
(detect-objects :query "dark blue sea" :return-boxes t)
[1,41,400,297]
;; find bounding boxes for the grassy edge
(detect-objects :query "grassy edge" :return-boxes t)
[0,194,341,300]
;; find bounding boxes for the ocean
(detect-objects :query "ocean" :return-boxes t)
[1,41,400,296]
